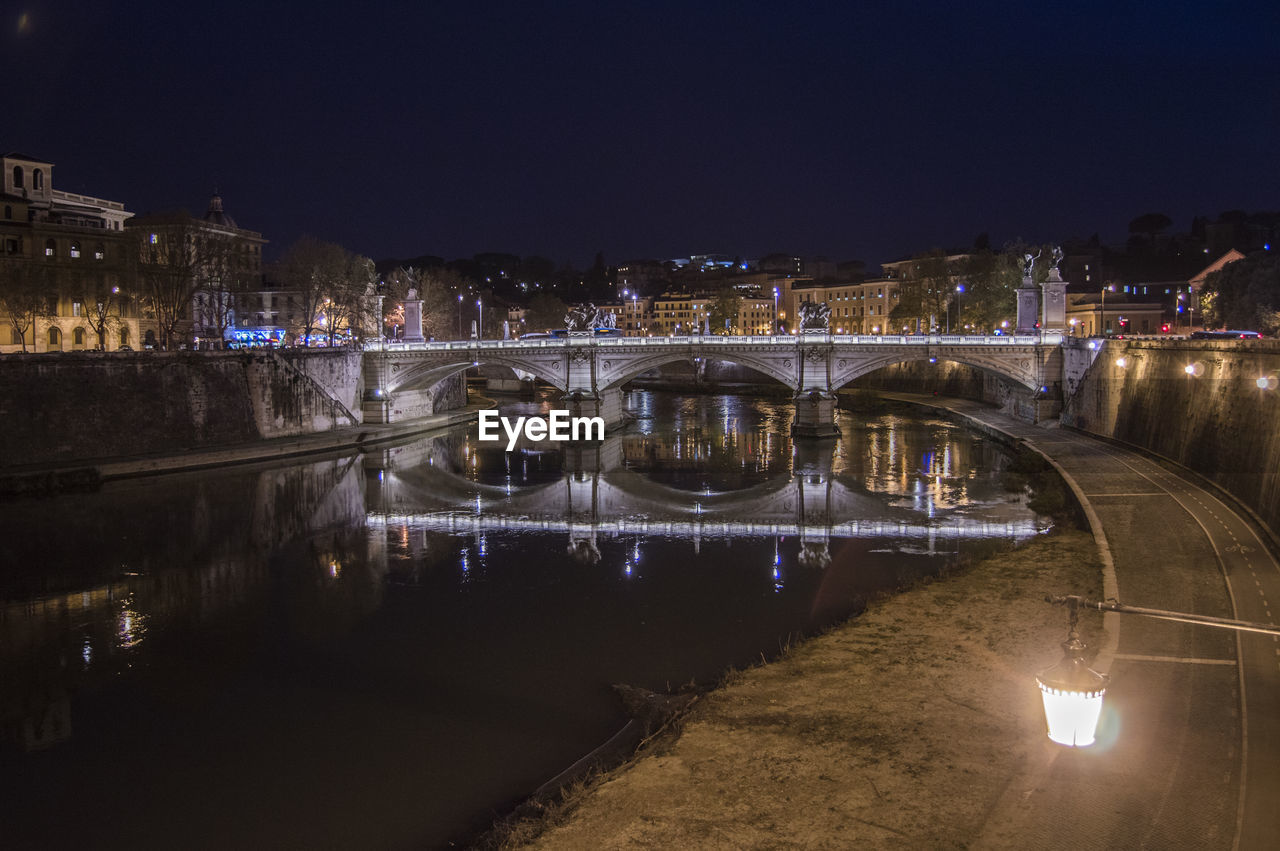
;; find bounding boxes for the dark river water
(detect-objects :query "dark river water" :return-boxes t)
[0,391,1047,849]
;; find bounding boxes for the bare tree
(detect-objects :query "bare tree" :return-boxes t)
[134,220,235,350]
[0,257,52,352]
[192,234,243,347]
[325,252,377,346]
[279,237,352,345]
[73,268,126,350]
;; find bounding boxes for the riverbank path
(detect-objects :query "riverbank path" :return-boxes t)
[883,393,1280,849]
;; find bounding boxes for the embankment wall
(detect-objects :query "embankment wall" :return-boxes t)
[0,349,366,467]
[1061,339,1280,535]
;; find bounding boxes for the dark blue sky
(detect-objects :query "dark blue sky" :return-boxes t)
[6,1,1278,267]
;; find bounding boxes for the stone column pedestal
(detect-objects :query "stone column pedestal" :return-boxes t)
[791,390,839,438]
[403,298,425,343]
[1041,272,1068,332]
[1016,279,1040,334]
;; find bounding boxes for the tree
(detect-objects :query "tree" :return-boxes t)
[0,257,51,352]
[1127,212,1173,252]
[382,264,476,340]
[890,250,953,332]
[709,290,741,334]
[324,253,376,345]
[1201,252,1280,334]
[524,293,568,332]
[960,249,1021,333]
[134,220,236,350]
[72,268,126,350]
[279,237,354,345]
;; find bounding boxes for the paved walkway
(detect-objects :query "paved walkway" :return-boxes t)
[887,394,1278,848]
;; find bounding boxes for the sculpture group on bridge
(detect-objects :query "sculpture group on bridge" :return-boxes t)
[564,304,616,332]
[798,300,832,332]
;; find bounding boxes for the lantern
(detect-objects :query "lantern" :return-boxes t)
[1037,599,1108,746]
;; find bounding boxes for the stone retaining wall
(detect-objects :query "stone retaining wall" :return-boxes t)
[0,349,365,468]
[1062,339,1280,535]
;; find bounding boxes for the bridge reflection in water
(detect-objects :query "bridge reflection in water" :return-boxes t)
[364,401,1046,573]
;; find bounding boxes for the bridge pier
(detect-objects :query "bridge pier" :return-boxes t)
[564,388,626,433]
[791,390,839,438]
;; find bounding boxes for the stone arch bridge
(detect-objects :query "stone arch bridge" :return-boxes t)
[363,332,1065,436]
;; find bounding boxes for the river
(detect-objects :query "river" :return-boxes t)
[0,390,1048,849]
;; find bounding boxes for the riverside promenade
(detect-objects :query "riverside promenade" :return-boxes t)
[524,395,1279,849]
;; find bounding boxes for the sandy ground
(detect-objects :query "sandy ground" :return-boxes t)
[499,530,1103,849]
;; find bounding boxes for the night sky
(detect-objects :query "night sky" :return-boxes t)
[6,1,1278,268]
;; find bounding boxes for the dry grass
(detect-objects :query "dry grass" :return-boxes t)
[494,530,1103,849]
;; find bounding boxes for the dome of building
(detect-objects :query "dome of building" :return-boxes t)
[203,192,238,229]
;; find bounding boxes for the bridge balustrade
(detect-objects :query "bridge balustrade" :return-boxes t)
[367,332,1061,352]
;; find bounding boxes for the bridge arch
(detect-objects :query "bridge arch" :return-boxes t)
[596,347,797,392]
[384,353,568,395]
[829,351,1045,392]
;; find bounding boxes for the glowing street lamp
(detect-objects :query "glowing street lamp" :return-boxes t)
[457,294,464,339]
[1036,596,1107,746]
[772,287,779,335]
[1040,595,1280,748]
[476,298,483,339]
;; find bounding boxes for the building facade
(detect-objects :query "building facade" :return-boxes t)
[1,152,141,352]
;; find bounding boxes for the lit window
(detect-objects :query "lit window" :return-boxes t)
[149,233,157,244]
[72,302,82,316]
[70,242,81,258]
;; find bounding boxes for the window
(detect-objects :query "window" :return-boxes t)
[149,233,157,244]
[72,302,82,316]
[33,169,43,191]
[3,205,9,219]
[94,243,105,260]
[46,295,59,315]
[10,329,22,345]
[45,238,56,257]
[12,165,23,189]
[73,328,85,346]
[119,327,130,347]
[48,327,61,347]
[70,242,81,259]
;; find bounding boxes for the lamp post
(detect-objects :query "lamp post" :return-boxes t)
[1037,596,1108,746]
[457,294,463,339]
[476,298,483,339]
[773,287,779,335]
[1039,594,1280,748]
[954,283,965,335]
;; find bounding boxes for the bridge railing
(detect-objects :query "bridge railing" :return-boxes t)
[364,332,1062,352]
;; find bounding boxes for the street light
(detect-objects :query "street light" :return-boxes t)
[476,298,483,339]
[772,287,779,335]
[1036,596,1108,746]
[1039,595,1280,748]
[954,283,965,335]
[457,294,463,339]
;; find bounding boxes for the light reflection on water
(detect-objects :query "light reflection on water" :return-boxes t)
[0,390,1046,848]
